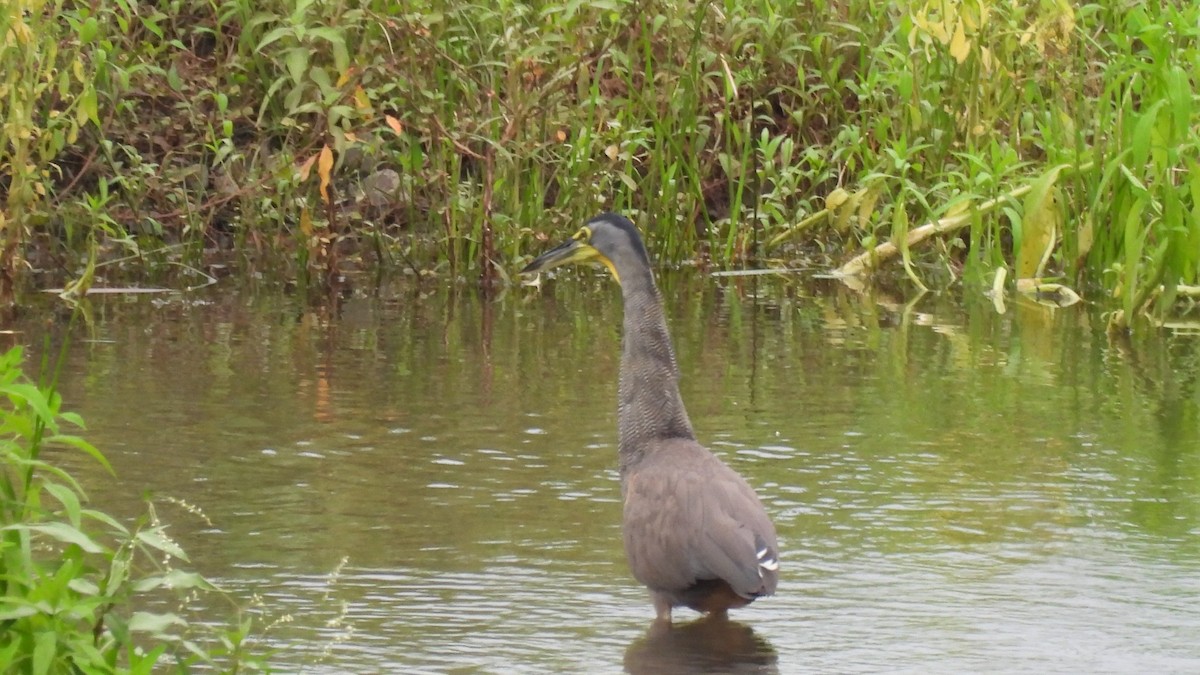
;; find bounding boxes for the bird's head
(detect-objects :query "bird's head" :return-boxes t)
[521,213,650,285]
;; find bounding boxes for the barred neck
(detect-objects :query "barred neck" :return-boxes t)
[615,270,694,477]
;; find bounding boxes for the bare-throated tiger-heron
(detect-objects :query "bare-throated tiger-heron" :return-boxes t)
[522,213,779,621]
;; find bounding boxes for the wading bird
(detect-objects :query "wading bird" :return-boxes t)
[522,213,779,621]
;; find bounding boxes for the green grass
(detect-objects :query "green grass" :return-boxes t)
[0,0,1197,323]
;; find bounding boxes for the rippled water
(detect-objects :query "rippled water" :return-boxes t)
[10,274,1200,673]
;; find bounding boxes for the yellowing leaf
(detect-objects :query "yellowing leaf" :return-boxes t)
[317,144,334,204]
[949,21,970,64]
[945,198,972,218]
[857,181,883,227]
[385,115,404,134]
[1017,166,1069,280]
[77,88,98,126]
[605,144,619,160]
[825,188,850,211]
[1018,281,1082,307]
[931,17,950,44]
[353,85,370,111]
[300,206,313,237]
[555,129,567,143]
[1076,214,1094,261]
[11,19,31,43]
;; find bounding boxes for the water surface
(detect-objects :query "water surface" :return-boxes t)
[10,274,1200,673]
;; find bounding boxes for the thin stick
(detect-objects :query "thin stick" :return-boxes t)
[836,186,1030,276]
[836,162,1094,277]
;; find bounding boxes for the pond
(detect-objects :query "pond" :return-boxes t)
[10,272,1200,673]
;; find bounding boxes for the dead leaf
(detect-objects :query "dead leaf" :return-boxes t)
[297,153,318,181]
[317,144,334,204]
[385,115,404,134]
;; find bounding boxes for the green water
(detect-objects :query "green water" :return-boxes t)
[10,273,1200,673]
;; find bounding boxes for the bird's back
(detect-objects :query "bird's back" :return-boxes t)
[621,437,779,614]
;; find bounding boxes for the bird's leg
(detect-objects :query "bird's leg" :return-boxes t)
[652,592,673,622]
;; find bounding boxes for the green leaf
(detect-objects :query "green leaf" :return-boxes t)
[43,482,82,528]
[0,601,41,621]
[309,27,349,72]
[1130,99,1165,170]
[83,508,129,535]
[1167,65,1189,143]
[33,630,56,675]
[1119,164,1148,195]
[257,25,294,51]
[128,611,186,634]
[129,645,167,675]
[133,569,212,593]
[106,551,130,594]
[246,11,281,30]
[12,522,104,554]
[0,638,20,667]
[136,528,188,561]
[285,47,309,86]
[68,577,100,596]
[310,66,333,96]
[0,383,57,428]
[45,434,113,474]
[78,17,99,43]
[616,171,638,193]
[79,87,100,127]
[58,411,86,429]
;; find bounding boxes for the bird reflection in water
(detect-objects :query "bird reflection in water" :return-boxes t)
[623,614,778,675]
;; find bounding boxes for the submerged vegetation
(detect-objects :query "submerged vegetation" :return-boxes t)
[1,0,1197,324]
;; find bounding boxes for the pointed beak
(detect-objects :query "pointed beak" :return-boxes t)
[521,237,601,275]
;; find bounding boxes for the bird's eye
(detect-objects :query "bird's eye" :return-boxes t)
[573,226,592,241]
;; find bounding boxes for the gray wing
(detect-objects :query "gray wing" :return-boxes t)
[623,442,779,597]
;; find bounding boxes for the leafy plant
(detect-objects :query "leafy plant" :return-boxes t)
[0,0,1197,323]
[0,345,263,672]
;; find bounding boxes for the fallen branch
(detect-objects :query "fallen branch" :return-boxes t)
[766,208,830,249]
[836,185,1032,277]
[835,162,1094,277]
